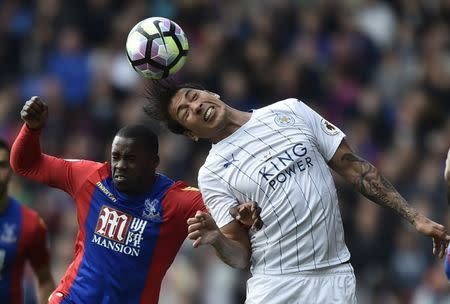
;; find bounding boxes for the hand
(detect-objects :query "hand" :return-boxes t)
[187,211,221,248]
[413,214,450,258]
[21,96,48,130]
[229,201,263,231]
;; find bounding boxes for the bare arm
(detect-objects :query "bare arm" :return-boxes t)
[329,139,418,223]
[187,211,250,269]
[329,139,450,257]
[34,265,55,304]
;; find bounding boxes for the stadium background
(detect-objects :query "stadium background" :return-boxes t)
[0,0,449,303]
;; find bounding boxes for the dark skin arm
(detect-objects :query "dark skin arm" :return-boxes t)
[329,139,450,258]
[33,265,55,304]
[187,202,262,269]
[187,211,251,269]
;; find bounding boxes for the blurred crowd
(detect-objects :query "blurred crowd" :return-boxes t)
[0,0,449,303]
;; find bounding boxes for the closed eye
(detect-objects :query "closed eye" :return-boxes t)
[178,106,188,121]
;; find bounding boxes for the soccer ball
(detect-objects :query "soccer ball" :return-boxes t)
[126,17,189,79]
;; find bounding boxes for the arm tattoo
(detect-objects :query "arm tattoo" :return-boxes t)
[341,153,418,224]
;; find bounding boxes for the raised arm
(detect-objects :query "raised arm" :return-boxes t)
[329,139,450,257]
[11,96,101,195]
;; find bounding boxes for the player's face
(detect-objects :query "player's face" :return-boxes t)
[0,149,11,197]
[111,136,158,194]
[169,88,228,140]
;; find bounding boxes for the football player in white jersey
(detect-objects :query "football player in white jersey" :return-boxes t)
[144,83,450,303]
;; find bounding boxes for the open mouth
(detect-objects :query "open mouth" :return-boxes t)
[114,175,127,182]
[204,106,214,122]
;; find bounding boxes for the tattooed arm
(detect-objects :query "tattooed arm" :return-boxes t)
[329,139,450,257]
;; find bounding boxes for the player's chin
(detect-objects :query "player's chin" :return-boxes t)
[113,178,130,192]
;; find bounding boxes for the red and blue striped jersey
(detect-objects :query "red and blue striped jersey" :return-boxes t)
[11,125,206,304]
[0,197,50,304]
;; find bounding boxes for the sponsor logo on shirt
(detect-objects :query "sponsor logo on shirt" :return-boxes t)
[223,154,239,168]
[321,118,339,136]
[92,205,147,256]
[258,143,314,190]
[96,182,117,202]
[274,113,295,127]
[0,223,17,244]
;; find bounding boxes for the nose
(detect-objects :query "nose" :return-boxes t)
[192,101,203,115]
[115,159,127,170]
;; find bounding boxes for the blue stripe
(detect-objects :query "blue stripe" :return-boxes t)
[0,198,23,303]
[66,174,173,303]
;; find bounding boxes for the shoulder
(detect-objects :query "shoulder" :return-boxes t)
[255,98,305,122]
[166,181,202,200]
[78,161,110,178]
[20,205,47,235]
[65,159,106,169]
[198,152,223,178]
[198,163,224,187]
[265,98,300,111]
[198,164,210,179]
[20,204,38,218]
[164,181,205,213]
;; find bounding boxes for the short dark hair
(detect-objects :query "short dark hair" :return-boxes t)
[144,79,204,134]
[115,124,159,155]
[0,139,10,156]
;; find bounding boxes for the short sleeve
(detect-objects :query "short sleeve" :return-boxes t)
[176,185,208,220]
[291,99,345,161]
[198,166,238,228]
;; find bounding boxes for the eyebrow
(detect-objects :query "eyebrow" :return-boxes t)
[176,89,191,119]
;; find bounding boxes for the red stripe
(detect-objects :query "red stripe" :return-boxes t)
[51,179,98,299]
[139,184,188,303]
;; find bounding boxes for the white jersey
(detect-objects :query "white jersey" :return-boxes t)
[198,98,351,275]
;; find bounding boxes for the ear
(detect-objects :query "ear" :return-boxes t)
[154,155,160,167]
[184,130,199,142]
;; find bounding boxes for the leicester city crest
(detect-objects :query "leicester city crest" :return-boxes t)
[274,113,295,127]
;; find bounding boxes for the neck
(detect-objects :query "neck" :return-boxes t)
[0,191,9,214]
[126,174,157,196]
[210,107,251,143]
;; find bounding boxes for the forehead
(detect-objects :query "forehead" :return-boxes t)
[172,88,191,103]
[111,136,146,154]
[169,88,193,115]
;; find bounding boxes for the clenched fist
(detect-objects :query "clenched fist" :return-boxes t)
[20,96,48,130]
